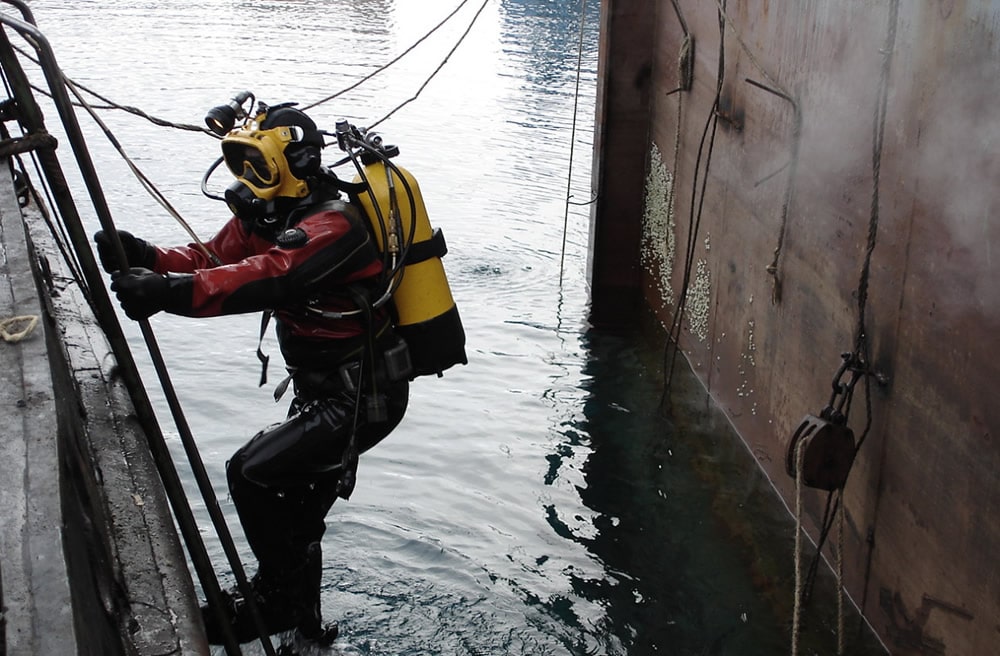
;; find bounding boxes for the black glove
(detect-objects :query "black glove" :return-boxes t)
[110,267,193,320]
[94,230,157,273]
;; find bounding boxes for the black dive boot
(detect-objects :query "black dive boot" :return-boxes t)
[293,542,338,646]
[201,543,333,645]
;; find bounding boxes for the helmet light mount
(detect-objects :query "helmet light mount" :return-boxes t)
[205,90,255,136]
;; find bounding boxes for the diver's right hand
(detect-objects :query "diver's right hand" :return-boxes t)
[109,267,192,321]
[93,229,157,273]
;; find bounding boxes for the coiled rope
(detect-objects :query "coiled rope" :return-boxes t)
[0,314,37,342]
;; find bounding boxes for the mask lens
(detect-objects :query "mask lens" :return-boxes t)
[222,142,277,187]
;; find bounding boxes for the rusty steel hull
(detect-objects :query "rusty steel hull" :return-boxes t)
[590,1,1000,654]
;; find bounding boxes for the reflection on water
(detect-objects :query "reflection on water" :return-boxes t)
[25,0,883,654]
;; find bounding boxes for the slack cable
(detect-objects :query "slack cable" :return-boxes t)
[559,0,590,288]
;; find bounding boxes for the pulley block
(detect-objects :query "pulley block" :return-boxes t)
[785,414,856,491]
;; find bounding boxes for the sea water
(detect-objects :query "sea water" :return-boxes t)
[24,0,885,653]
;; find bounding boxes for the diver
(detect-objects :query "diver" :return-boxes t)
[94,101,413,644]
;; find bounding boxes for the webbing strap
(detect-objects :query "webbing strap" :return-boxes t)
[405,227,448,265]
[256,310,272,387]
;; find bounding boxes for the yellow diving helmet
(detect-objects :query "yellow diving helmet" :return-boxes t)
[219,103,325,217]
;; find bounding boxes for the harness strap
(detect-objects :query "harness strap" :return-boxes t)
[405,227,448,265]
[273,372,293,402]
[256,310,272,387]
[333,179,367,196]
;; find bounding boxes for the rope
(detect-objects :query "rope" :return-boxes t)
[710,1,799,305]
[791,445,846,656]
[857,0,897,355]
[657,88,686,414]
[852,0,900,630]
[669,0,690,35]
[745,78,800,305]
[802,490,835,603]
[837,492,846,656]
[845,0,897,461]
[655,3,688,413]
[791,438,805,656]
[63,78,222,265]
[663,0,692,97]
[364,0,490,131]
[0,314,38,342]
[792,6,898,652]
[12,0,487,140]
[663,0,726,399]
[11,43,210,134]
[558,0,590,288]
[6,0,491,266]
[302,0,476,111]
[13,0,486,136]
[712,0,782,92]
[852,0,898,442]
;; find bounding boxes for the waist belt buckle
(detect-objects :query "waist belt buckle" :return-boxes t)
[338,361,361,393]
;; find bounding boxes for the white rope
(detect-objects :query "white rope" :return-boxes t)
[0,314,39,342]
[792,446,848,656]
[837,491,846,655]
[791,438,805,656]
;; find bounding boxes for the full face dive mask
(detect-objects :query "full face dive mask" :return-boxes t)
[218,104,324,219]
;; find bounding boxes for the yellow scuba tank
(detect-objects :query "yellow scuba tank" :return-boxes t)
[354,160,467,377]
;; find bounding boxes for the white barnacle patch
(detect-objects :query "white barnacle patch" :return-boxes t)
[641,142,677,306]
[737,319,757,399]
[685,258,711,341]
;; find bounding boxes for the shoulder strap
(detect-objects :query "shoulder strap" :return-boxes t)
[315,166,368,197]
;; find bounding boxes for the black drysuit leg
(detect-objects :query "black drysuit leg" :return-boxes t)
[226,381,408,572]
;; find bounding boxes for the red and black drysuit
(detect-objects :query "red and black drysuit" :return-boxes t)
[115,198,408,578]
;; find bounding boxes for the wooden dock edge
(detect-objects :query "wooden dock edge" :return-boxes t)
[0,162,208,655]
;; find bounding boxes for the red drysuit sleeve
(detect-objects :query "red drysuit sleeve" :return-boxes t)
[153,210,380,318]
[153,216,254,273]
